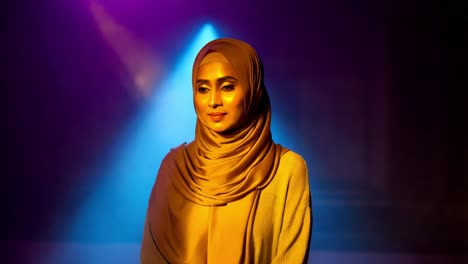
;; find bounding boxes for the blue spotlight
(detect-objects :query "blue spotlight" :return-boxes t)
[53,23,218,249]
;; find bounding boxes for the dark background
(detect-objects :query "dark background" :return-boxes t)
[2,0,467,257]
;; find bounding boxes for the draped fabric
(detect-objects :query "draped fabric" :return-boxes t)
[148,38,286,263]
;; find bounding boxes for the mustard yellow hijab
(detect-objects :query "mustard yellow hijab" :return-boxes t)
[148,38,286,263]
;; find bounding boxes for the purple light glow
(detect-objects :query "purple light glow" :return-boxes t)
[88,0,164,98]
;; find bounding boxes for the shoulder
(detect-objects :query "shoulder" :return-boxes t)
[277,150,309,190]
[165,142,188,158]
[279,150,308,174]
[159,142,188,168]
[154,143,188,183]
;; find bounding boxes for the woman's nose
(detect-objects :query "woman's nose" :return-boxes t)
[208,90,222,108]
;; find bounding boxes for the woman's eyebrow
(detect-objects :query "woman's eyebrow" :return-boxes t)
[216,76,237,83]
[196,76,237,85]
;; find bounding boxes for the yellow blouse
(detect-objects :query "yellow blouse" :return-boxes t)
[141,150,312,263]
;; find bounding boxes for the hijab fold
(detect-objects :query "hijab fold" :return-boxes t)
[149,38,287,263]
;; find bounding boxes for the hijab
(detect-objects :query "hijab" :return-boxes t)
[148,38,286,263]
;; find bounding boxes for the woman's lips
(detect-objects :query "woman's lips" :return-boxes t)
[208,113,227,122]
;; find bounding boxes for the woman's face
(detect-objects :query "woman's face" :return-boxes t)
[194,61,246,133]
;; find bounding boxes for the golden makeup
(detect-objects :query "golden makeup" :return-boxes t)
[194,60,246,133]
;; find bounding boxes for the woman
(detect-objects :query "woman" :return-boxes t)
[141,38,311,263]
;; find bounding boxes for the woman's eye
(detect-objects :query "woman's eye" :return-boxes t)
[222,85,235,91]
[197,87,209,94]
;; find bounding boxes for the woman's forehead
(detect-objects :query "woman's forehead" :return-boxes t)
[197,61,237,81]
